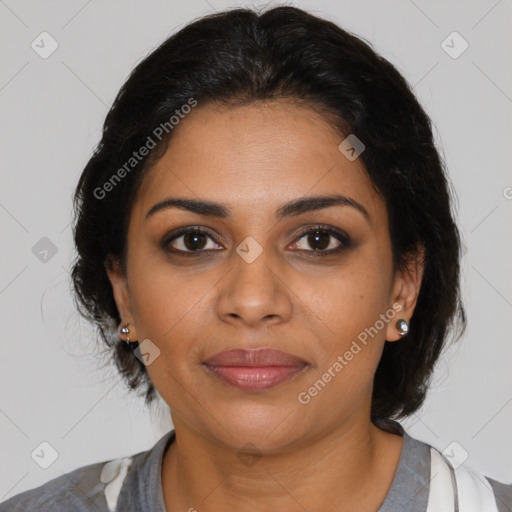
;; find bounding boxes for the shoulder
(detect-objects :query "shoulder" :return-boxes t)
[0,430,175,512]
[0,458,112,511]
[0,454,138,512]
[387,420,511,511]
[426,437,512,511]
[485,476,512,512]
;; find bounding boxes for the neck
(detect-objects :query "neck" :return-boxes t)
[161,416,403,512]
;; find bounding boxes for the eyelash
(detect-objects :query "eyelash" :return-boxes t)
[161,224,351,258]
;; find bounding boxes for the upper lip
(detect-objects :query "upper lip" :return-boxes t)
[204,348,307,367]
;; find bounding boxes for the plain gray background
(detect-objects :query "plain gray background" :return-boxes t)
[1,0,511,500]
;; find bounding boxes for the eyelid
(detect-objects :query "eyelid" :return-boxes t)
[291,224,350,255]
[293,224,349,242]
[161,226,223,252]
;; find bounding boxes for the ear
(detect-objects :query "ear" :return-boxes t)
[385,244,425,342]
[105,254,138,341]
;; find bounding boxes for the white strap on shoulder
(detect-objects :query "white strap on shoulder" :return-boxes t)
[427,447,456,511]
[100,456,133,511]
[426,447,500,512]
[454,462,500,512]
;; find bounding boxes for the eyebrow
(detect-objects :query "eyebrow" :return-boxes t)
[145,193,370,222]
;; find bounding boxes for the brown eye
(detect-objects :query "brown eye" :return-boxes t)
[163,227,223,254]
[292,225,350,256]
[181,231,208,251]
[305,230,332,250]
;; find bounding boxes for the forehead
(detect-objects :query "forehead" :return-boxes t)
[132,100,386,225]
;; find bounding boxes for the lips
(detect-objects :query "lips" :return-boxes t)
[204,348,307,367]
[203,348,308,391]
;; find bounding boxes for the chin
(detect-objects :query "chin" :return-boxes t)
[207,406,304,452]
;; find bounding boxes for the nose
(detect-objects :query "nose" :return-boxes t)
[215,247,293,329]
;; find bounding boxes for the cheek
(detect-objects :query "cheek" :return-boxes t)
[127,261,216,359]
[302,257,389,332]
[296,258,390,375]
[298,278,387,411]
[129,246,196,318]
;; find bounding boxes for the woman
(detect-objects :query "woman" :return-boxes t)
[1,5,510,511]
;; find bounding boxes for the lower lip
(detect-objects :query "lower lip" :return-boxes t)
[203,364,307,391]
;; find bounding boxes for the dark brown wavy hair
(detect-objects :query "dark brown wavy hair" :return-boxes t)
[70,5,466,428]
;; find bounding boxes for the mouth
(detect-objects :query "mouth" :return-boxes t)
[202,348,309,392]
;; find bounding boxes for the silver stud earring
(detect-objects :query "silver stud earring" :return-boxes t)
[119,322,138,344]
[396,319,409,336]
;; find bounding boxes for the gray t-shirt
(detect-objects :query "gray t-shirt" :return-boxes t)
[1,425,510,511]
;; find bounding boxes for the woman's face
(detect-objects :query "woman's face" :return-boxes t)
[107,100,422,451]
